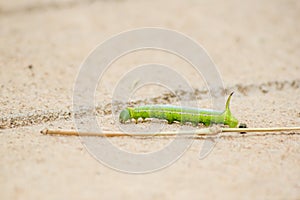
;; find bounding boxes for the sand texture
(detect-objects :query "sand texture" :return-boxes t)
[1,0,300,199]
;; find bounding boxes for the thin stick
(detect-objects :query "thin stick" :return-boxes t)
[41,126,300,137]
[222,127,300,132]
[40,127,220,137]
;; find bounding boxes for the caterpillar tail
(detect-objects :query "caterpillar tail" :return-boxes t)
[223,92,239,128]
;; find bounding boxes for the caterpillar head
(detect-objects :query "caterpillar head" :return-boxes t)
[119,108,131,123]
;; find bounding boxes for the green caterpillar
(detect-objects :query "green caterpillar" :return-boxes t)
[119,92,239,128]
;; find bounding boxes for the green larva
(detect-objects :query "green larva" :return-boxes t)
[119,92,239,128]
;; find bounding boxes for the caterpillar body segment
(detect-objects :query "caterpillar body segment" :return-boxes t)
[119,92,239,128]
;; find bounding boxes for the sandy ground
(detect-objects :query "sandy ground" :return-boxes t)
[1,0,300,199]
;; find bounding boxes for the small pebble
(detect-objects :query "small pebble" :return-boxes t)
[239,123,247,134]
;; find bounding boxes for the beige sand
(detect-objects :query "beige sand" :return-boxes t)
[1,0,300,199]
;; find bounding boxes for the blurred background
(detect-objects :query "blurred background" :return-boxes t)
[1,0,299,199]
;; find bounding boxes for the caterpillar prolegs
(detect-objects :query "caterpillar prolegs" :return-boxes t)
[119,92,239,128]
